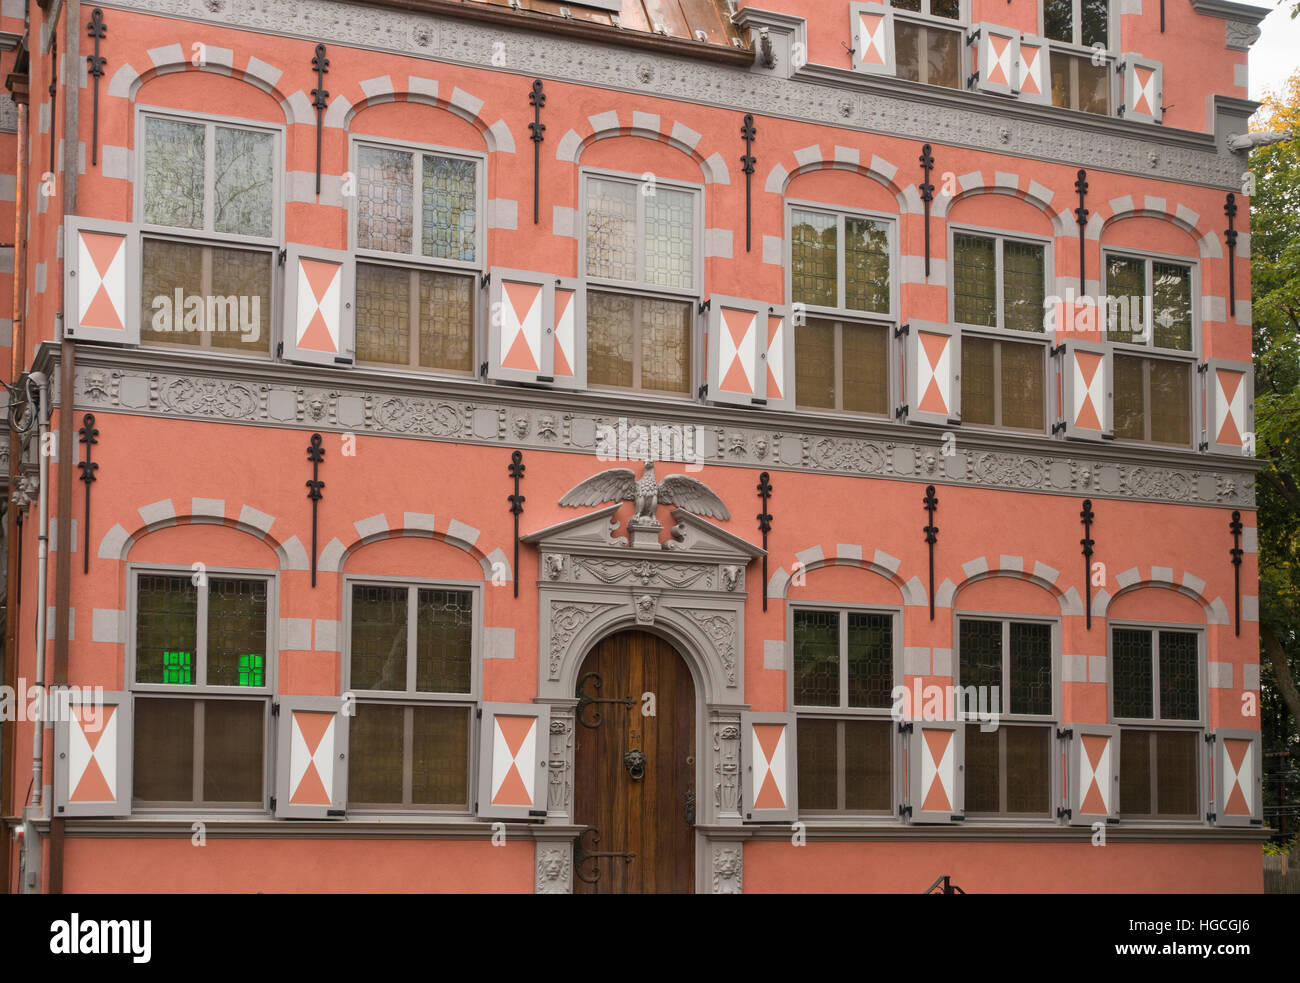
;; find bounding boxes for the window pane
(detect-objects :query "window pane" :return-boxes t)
[791,209,837,308]
[1009,622,1052,715]
[1002,240,1045,333]
[927,25,962,89]
[931,0,960,18]
[207,246,273,353]
[889,0,921,10]
[639,298,692,394]
[207,578,268,687]
[348,703,405,804]
[1159,631,1199,720]
[1152,262,1192,351]
[356,263,411,365]
[965,724,999,813]
[961,336,995,426]
[795,317,835,409]
[954,234,996,327]
[1121,729,1153,815]
[144,117,205,230]
[421,154,477,262]
[141,239,203,347]
[214,126,274,238]
[1081,0,1110,48]
[203,700,264,802]
[1005,726,1051,814]
[847,612,892,708]
[797,717,838,811]
[411,706,471,807]
[793,610,839,706]
[644,187,694,290]
[416,589,473,693]
[587,290,634,389]
[1156,730,1199,816]
[1077,56,1111,114]
[419,270,475,373]
[1000,341,1045,431]
[844,719,892,812]
[845,217,890,314]
[959,620,1002,715]
[357,146,414,253]
[1106,255,1146,342]
[586,178,637,280]
[1113,353,1145,441]
[842,322,889,415]
[134,698,194,801]
[1149,359,1190,446]
[351,584,408,691]
[1112,628,1153,718]
[1044,0,1073,41]
[895,21,922,84]
[136,574,198,685]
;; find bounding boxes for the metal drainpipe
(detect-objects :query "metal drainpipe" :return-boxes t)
[27,371,49,809]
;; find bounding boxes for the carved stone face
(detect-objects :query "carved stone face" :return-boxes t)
[308,398,325,420]
[540,853,565,881]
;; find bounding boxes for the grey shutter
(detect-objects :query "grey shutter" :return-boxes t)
[549,276,586,390]
[899,320,960,427]
[485,268,551,384]
[477,702,550,820]
[849,2,896,76]
[54,690,133,818]
[741,712,797,822]
[1212,729,1261,827]
[1017,34,1051,105]
[970,24,1021,96]
[274,695,350,819]
[1065,724,1119,825]
[282,244,356,367]
[706,295,781,408]
[1058,340,1112,441]
[64,216,140,346]
[1203,358,1253,456]
[1116,54,1163,124]
[908,720,964,823]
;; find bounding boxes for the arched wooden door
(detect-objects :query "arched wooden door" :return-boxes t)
[572,630,696,894]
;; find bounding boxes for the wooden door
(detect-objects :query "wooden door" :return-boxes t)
[572,630,696,894]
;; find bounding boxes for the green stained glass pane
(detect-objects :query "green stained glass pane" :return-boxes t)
[953,233,996,327]
[238,654,265,687]
[136,574,197,684]
[163,651,193,685]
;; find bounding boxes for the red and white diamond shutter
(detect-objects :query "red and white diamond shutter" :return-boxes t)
[274,696,350,818]
[1204,359,1253,456]
[1017,34,1051,105]
[283,245,356,367]
[741,712,797,822]
[1213,729,1261,827]
[909,720,964,823]
[706,296,793,409]
[1066,724,1119,825]
[549,276,587,390]
[1059,341,1112,441]
[64,217,140,345]
[1118,54,1163,124]
[54,691,133,818]
[849,2,896,76]
[972,24,1021,96]
[902,320,960,427]
[486,268,550,385]
[477,702,550,820]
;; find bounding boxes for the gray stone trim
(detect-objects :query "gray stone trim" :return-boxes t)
[107,0,1250,189]
[1088,654,1107,683]
[282,535,310,571]
[762,235,783,266]
[238,505,276,536]
[1241,594,1258,622]
[92,609,126,645]
[1063,654,1088,682]
[279,617,312,651]
[314,619,341,653]
[49,517,77,555]
[931,648,953,677]
[763,640,785,671]
[1207,661,1233,688]
[484,626,516,660]
[1242,663,1260,690]
[191,497,225,519]
[137,498,176,528]
[904,646,929,675]
[47,606,75,642]
[353,513,390,540]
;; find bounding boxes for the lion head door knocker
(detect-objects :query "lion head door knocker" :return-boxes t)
[623,749,647,781]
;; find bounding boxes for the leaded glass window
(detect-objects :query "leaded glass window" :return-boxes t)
[793,609,894,710]
[140,239,274,355]
[355,143,479,263]
[1104,252,1194,352]
[953,232,1046,332]
[1112,626,1199,722]
[1043,0,1113,114]
[1113,354,1191,446]
[960,336,1046,431]
[587,291,692,395]
[795,317,889,417]
[797,718,892,814]
[890,0,964,89]
[791,207,892,316]
[354,262,475,374]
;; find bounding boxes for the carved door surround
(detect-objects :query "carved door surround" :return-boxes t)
[522,503,762,893]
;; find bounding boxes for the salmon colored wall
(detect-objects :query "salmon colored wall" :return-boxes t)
[785,168,900,217]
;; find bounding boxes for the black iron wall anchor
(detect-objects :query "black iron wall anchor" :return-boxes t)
[306,433,325,587]
[78,414,99,575]
[1074,169,1089,295]
[48,38,58,174]
[1224,193,1239,313]
[86,8,107,168]
[508,450,526,599]
[757,472,773,612]
[1230,510,1243,638]
[311,44,330,197]
[919,144,935,278]
[923,485,939,621]
[741,114,757,253]
[528,80,545,225]
[1080,499,1095,630]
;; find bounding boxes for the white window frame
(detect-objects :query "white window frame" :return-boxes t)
[1101,248,1200,359]
[1038,0,1116,114]
[890,0,969,89]
[786,199,898,322]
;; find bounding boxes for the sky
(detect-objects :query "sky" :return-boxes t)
[1250,3,1300,102]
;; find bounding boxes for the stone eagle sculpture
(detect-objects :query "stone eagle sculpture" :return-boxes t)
[559,460,730,521]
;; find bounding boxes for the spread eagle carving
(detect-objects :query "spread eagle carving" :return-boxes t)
[559,460,730,521]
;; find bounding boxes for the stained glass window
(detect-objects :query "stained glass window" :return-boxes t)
[1113,354,1191,446]
[645,187,695,290]
[586,291,691,395]
[954,234,996,327]
[143,117,205,230]
[1120,728,1199,818]
[847,612,894,709]
[958,619,1002,714]
[1112,627,1154,718]
[791,210,837,308]
[214,126,274,238]
[1009,621,1052,715]
[136,575,198,684]
[793,610,840,706]
[207,577,268,687]
[1159,631,1199,720]
[358,146,415,253]
[791,210,892,316]
[421,154,477,262]
[416,589,473,694]
[585,178,638,281]
[350,584,408,691]
[797,718,892,814]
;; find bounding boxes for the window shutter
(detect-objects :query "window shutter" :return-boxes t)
[1017,34,1051,105]
[282,245,356,367]
[849,2,896,76]
[970,24,1021,96]
[1212,729,1261,827]
[53,690,133,818]
[908,720,963,823]
[547,276,587,390]
[1057,340,1112,441]
[899,320,960,427]
[477,702,550,820]
[1116,54,1163,124]
[762,305,795,411]
[706,296,790,408]
[1203,358,1252,456]
[1065,724,1119,825]
[274,696,349,819]
[485,268,550,385]
[64,217,140,346]
[741,712,797,822]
